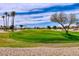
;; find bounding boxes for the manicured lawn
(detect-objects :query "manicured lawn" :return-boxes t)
[1,29,79,47]
[10,29,79,43]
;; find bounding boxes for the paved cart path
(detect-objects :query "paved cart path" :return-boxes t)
[0,47,79,56]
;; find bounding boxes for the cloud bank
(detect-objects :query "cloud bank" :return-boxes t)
[0,3,79,27]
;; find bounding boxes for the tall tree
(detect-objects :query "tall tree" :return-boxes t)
[11,11,16,32]
[2,16,5,30]
[4,12,8,30]
[50,12,76,35]
[7,14,10,28]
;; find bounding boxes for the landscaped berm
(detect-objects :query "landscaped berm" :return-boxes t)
[0,29,79,56]
[1,29,79,47]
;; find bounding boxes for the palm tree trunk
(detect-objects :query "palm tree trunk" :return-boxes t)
[7,16,9,30]
[3,18,5,30]
[5,15,9,31]
[5,16,7,31]
[11,16,14,32]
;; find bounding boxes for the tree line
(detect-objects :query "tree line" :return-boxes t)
[0,11,79,34]
[1,11,16,32]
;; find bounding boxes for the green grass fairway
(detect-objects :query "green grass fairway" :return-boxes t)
[10,29,79,43]
[1,29,79,47]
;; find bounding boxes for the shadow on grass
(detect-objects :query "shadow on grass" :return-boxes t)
[64,34,79,41]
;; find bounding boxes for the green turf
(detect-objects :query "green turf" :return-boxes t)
[10,29,79,43]
[0,29,79,47]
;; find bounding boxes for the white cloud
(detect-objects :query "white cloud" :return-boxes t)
[0,3,73,12]
[15,14,51,25]
[0,3,78,26]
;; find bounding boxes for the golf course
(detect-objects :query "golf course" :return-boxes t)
[0,29,79,47]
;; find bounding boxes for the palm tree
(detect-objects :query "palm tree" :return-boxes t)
[20,25,23,29]
[4,12,8,30]
[2,16,5,30]
[11,11,16,32]
[7,14,10,29]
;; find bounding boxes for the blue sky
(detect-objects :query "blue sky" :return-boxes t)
[0,3,79,27]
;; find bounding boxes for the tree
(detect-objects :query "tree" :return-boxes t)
[1,16,5,30]
[76,22,79,27]
[0,25,2,29]
[75,22,79,30]
[11,11,16,32]
[20,25,23,29]
[36,27,40,29]
[7,14,10,28]
[50,12,76,35]
[53,26,57,30]
[4,12,8,30]
[47,26,51,29]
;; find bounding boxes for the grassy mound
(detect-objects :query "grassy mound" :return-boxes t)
[0,29,79,47]
[10,29,79,43]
